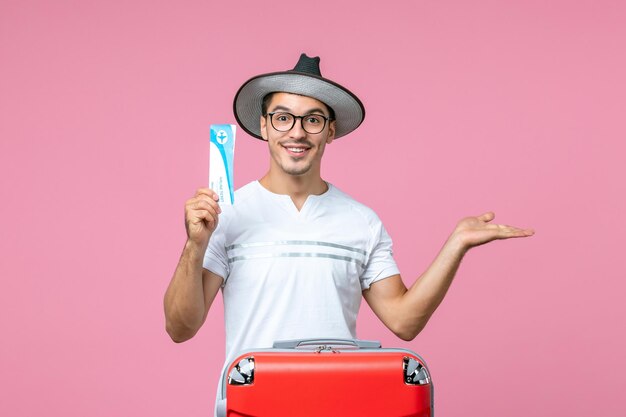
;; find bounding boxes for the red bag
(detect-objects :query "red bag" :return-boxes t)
[217,338,433,417]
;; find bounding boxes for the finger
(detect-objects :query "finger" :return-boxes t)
[518,228,535,236]
[189,209,219,227]
[188,197,221,214]
[477,212,495,223]
[497,224,534,234]
[187,204,220,222]
[187,196,222,213]
[186,196,220,215]
[494,226,535,238]
[194,188,220,201]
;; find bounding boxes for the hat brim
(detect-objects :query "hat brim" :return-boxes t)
[233,71,365,140]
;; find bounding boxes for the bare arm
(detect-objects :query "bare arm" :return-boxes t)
[363,212,534,341]
[164,188,223,343]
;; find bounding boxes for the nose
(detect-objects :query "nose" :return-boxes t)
[288,116,307,139]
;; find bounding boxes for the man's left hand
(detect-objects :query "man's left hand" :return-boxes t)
[451,212,534,252]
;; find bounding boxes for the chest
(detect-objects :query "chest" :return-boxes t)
[222,207,373,292]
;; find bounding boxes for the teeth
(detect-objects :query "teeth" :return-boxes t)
[287,147,305,153]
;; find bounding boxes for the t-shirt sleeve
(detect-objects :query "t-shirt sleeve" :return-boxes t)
[359,217,400,290]
[202,214,230,284]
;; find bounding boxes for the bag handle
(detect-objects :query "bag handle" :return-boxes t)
[272,338,381,349]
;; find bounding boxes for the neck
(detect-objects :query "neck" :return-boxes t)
[259,170,328,210]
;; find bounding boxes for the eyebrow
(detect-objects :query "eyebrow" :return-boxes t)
[270,105,328,116]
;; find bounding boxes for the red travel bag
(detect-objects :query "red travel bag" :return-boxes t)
[216,338,433,417]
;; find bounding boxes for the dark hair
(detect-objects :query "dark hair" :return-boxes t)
[261,92,336,121]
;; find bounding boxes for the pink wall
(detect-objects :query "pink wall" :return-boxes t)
[1,1,624,416]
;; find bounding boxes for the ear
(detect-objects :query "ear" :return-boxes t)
[326,120,336,144]
[260,115,269,141]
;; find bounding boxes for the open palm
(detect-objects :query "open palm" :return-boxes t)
[453,212,534,250]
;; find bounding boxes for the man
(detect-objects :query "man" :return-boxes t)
[164,53,533,400]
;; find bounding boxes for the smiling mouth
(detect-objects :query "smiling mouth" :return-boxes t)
[287,147,306,153]
[282,144,311,156]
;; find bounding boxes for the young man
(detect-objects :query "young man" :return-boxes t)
[164,53,533,391]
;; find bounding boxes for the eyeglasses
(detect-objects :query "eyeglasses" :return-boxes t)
[267,112,332,134]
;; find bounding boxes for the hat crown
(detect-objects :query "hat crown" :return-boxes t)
[291,53,322,76]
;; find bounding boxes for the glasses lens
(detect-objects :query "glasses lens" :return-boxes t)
[302,115,326,134]
[271,113,294,131]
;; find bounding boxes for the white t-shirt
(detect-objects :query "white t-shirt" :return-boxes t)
[203,181,399,362]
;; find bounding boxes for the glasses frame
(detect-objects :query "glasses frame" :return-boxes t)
[267,112,332,134]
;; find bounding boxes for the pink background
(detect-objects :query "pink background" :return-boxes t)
[1,1,624,416]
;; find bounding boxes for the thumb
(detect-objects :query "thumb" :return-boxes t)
[478,212,495,222]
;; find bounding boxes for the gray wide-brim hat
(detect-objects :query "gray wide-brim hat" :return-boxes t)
[233,53,365,140]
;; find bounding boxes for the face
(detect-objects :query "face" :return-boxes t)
[260,92,336,178]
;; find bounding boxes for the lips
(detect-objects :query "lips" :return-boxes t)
[282,143,311,157]
[286,147,306,153]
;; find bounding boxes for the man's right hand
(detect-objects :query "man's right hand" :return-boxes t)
[184,188,222,248]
